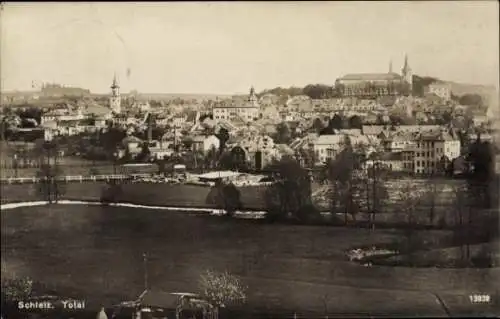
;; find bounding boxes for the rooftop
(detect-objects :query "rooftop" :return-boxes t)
[197,170,241,180]
[314,134,346,145]
[339,72,402,81]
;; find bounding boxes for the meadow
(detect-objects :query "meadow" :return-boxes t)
[2,176,497,228]
[2,204,498,317]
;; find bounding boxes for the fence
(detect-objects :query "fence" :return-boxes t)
[0,174,146,185]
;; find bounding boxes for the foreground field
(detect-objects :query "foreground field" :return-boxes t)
[1,178,497,227]
[1,204,499,316]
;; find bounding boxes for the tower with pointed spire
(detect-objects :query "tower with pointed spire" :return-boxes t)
[389,59,393,73]
[109,74,121,114]
[248,86,258,105]
[401,54,413,95]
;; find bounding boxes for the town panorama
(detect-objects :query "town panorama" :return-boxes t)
[1,2,499,319]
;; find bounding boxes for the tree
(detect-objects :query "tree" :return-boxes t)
[423,178,445,226]
[376,114,386,125]
[1,276,33,303]
[412,75,439,97]
[364,162,389,230]
[467,137,495,208]
[182,137,194,151]
[157,158,167,175]
[220,182,242,217]
[264,157,317,223]
[199,270,246,309]
[215,127,230,154]
[450,183,469,262]
[395,181,424,257]
[458,94,483,107]
[260,86,304,97]
[325,135,363,224]
[100,181,124,204]
[296,147,316,169]
[441,111,453,125]
[204,145,219,171]
[312,118,324,134]
[329,114,343,131]
[303,84,335,99]
[274,122,292,144]
[348,115,363,129]
[100,127,126,155]
[136,142,151,162]
[34,142,66,203]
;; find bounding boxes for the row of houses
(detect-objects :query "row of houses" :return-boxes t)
[287,125,465,175]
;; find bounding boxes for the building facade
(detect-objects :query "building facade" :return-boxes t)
[336,55,413,98]
[213,87,260,122]
[413,130,460,175]
[424,82,452,100]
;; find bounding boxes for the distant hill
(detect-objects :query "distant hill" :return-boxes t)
[412,75,497,100]
[447,81,497,100]
[131,93,233,102]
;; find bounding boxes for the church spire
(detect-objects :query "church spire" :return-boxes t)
[389,59,393,73]
[402,53,411,73]
[111,73,119,89]
[249,86,257,102]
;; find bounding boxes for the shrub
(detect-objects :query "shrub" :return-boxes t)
[1,277,33,302]
[199,270,246,308]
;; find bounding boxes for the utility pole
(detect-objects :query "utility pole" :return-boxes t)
[13,154,18,178]
[112,149,118,175]
[44,142,51,203]
[143,252,149,291]
[53,142,59,203]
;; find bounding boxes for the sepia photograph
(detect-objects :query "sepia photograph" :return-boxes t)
[1,1,499,318]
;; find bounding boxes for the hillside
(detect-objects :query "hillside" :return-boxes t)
[447,81,497,98]
[134,93,233,101]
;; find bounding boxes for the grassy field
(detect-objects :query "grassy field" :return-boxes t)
[2,177,497,229]
[2,204,498,316]
[0,182,266,209]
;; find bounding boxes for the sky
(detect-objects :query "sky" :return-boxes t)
[1,1,499,94]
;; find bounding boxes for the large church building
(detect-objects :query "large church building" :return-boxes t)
[335,55,413,98]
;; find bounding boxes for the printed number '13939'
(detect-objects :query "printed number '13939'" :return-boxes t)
[469,294,491,303]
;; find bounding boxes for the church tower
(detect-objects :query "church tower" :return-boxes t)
[109,74,121,114]
[248,86,258,107]
[389,59,393,73]
[401,54,412,85]
[401,54,413,95]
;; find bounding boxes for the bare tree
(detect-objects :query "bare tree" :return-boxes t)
[363,162,389,230]
[326,135,363,224]
[34,141,66,203]
[450,183,469,263]
[396,180,424,258]
[424,177,445,226]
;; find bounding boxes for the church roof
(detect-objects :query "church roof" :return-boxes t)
[340,72,402,81]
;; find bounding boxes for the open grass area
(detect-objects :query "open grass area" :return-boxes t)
[0,182,267,210]
[2,204,499,316]
[2,178,497,229]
